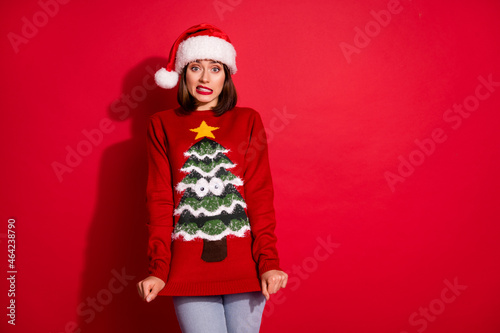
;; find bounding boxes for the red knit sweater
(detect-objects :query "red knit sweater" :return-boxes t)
[145,106,282,296]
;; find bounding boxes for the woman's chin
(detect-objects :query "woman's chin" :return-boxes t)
[194,96,218,107]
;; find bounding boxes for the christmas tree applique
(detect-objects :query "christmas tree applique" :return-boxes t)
[172,120,251,262]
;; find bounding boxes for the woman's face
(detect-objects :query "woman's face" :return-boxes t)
[185,59,225,110]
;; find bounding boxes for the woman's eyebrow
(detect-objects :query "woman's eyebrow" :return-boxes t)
[192,60,221,64]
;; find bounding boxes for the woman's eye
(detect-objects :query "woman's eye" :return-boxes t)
[189,65,220,72]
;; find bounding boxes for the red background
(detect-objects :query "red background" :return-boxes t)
[1,0,500,332]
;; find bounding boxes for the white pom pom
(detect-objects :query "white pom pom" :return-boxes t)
[154,67,179,89]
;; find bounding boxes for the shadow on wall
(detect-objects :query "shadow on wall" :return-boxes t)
[76,57,180,333]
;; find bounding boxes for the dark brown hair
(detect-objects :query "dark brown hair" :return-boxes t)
[177,62,237,116]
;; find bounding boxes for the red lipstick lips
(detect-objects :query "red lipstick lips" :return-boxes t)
[196,85,213,95]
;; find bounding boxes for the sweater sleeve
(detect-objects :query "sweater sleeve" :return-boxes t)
[244,111,283,277]
[145,115,175,284]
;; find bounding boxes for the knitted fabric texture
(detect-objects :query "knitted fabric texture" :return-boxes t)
[145,106,282,296]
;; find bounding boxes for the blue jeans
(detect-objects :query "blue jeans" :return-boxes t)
[172,291,267,333]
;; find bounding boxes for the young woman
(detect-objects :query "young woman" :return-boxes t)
[136,23,288,333]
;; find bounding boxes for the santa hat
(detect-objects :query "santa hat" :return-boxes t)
[155,23,237,89]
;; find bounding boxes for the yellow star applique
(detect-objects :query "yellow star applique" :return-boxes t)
[190,121,220,140]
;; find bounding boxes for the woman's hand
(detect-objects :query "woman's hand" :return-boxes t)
[136,276,166,303]
[260,270,288,301]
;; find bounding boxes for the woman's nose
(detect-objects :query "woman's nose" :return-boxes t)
[199,69,209,82]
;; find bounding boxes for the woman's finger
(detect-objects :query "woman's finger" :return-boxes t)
[282,273,288,288]
[275,276,284,293]
[136,281,144,299]
[269,276,279,294]
[261,278,270,301]
[147,282,159,302]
